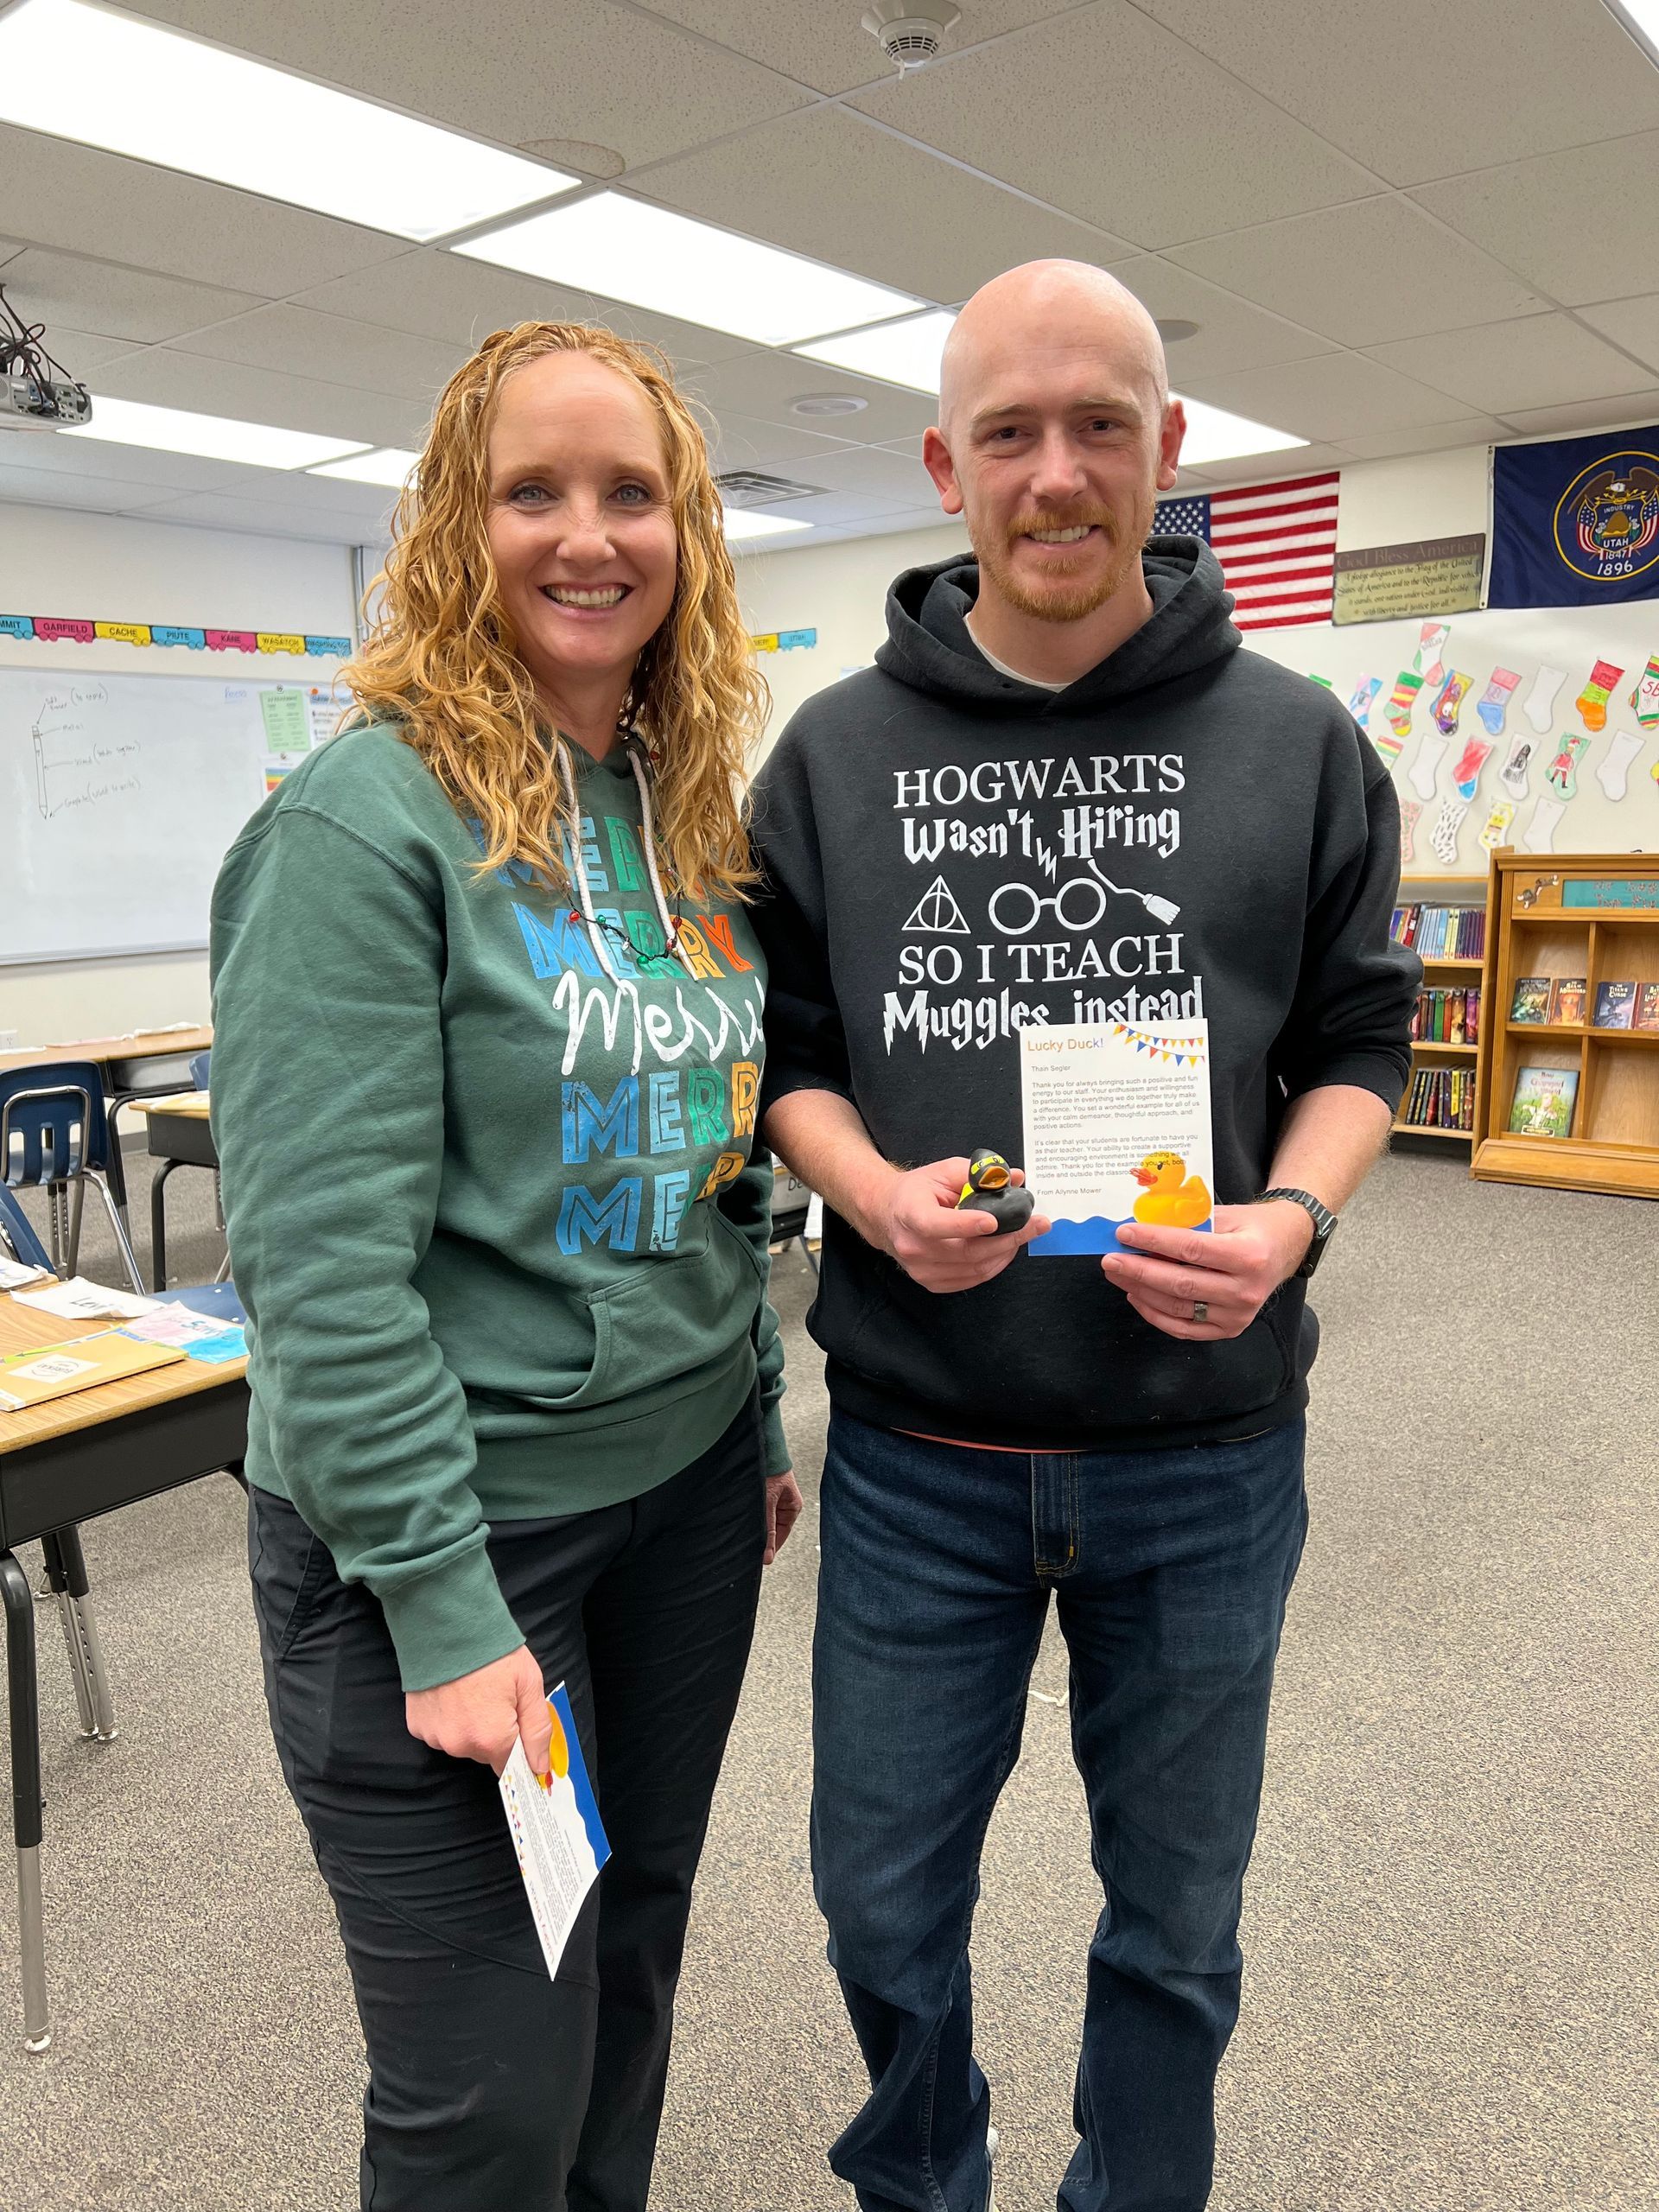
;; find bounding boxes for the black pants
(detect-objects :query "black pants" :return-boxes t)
[249,1392,766,2212]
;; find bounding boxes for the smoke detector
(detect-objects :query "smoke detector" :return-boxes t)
[861,1,961,72]
[791,391,868,419]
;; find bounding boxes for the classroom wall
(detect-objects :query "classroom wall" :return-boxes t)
[0,503,357,1045]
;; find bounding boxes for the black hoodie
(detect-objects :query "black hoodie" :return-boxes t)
[750,540,1418,1451]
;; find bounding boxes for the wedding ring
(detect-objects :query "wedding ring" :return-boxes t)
[1192,1300,1209,1324]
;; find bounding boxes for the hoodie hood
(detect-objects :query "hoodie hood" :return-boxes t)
[874,536,1240,715]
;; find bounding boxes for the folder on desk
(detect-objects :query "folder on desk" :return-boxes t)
[0,1330,187,1413]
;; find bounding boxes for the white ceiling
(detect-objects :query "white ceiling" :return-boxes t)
[3,0,1658,554]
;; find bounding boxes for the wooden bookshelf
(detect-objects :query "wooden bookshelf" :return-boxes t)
[1471,851,1659,1201]
[1393,875,1488,1145]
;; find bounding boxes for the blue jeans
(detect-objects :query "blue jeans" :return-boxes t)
[810,1411,1308,2212]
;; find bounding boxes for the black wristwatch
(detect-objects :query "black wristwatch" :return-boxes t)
[1257,1187,1338,1278]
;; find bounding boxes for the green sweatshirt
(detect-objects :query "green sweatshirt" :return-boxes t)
[210,723,785,1692]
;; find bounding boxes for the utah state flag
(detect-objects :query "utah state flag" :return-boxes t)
[1489,426,1659,607]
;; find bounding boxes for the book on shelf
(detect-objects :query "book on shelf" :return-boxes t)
[1592,979,1638,1030]
[1548,976,1587,1026]
[1636,982,1659,1033]
[1389,903,1486,960]
[1402,1065,1477,1131]
[1510,975,1552,1023]
[1409,986,1482,1042]
[1508,1066,1580,1138]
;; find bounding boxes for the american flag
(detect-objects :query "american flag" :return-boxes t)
[1154,471,1340,631]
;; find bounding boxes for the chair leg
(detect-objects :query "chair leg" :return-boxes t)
[41,1530,117,1744]
[1,1551,50,2053]
[86,1171,145,1298]
[213,1247,232,1285]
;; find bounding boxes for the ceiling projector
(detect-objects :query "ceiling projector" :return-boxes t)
[1,285,92,430]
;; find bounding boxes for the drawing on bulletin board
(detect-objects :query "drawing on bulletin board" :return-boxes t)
[1,668,340,964]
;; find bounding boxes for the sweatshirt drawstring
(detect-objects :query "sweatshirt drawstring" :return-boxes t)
[557,736,694,982]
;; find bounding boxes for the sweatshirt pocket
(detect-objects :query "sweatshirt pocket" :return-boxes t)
[539,1240,754,1414]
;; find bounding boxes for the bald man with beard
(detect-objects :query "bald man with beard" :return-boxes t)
[751,264,1416,2212]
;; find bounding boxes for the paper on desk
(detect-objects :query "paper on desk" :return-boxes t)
[10,1275,160,1320]
[498,1684,610,1980]
[0,1258,53,1290]
[119,1306,245,1362]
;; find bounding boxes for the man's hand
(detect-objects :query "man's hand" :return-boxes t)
[1100,1201,1313,1340]
[855,1157,1050,1294]
[765,1471,804,1565]
[406,1643,551,1777]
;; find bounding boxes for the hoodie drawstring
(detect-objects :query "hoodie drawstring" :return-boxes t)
[557,736,696,982]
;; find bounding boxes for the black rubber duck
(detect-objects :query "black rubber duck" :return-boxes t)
[955,1147,1035,1235]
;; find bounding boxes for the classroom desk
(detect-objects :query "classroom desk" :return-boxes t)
[0,1291,248,2052]
[126,1093,218,1292]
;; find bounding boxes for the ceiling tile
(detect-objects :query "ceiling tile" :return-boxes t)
[0,466,181,516]
[0,429,255,493]
[138,0,807,169]
[850,3,1378,247]
[1177,352,1477,442]
[689,350,939,444]
[634,105,1128,302]
[1497,391,1659,441]
[0,125,394,296]
[1364,315,1655,416]
[0,246,264,345]
[1164,200,1548,349]
[1333,417,1508,463]
[170,306,467,405]
[637,0,1064,97]
[767,443,939,507]
[22,324,143,372]
[1107,259,1336,378]
[709,411,866,474]
[1412,134,1659,308]
[290,249,749,371]
[1185,442,1347,486]
[1135,0,1659,188]
[93,349,428,448]
[1578,295,1659,376]
[132,490,380,544]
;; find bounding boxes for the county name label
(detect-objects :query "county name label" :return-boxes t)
[1020,1019,1215,1256]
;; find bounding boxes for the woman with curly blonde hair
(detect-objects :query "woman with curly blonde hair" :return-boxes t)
[211,323,801,2212]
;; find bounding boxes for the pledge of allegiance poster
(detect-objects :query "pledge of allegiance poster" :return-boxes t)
[1020,1020,1215,1256]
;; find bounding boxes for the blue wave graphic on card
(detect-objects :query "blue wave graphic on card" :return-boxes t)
[548,1682,610,1871]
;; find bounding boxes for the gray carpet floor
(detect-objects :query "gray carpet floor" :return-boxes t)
[1,1147,1654,2212]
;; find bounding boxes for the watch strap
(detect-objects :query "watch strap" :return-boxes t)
[1257,1186,1338,1277]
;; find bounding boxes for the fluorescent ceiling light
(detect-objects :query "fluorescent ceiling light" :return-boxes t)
[722,509,811,543]
[308,448,421,487]
[456,192,924,347]
[61,395,368,471]
[1604,1,1659,67]
[0,0,572,240]
[1173,396,1306,467]
[793,309,957,394]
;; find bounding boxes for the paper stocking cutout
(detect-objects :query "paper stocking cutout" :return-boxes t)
[1409,729,1449,801]
[1522,794,1565,854]
[1596,728,1643,802]
[1386,671,1424,735]
[1630,655,1659,728]
[1546,731,1590,798]
[1452,736,1493,802]
[1500,737,1533,798]
[1476,668,1520,735]
[1429,797,1468,866]
[1399,798,1421,866]
[1415,621,1451,686]
[1347,675,1382,727]
[1525,664,1565,734]
[1478,799,1516,851]
[1433,670,1473,736]
[1576,659,1623,734]
[1371,726,1404,766]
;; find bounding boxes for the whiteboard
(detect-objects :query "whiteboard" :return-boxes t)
[1247,602,1659,877]
[0,667,341,963]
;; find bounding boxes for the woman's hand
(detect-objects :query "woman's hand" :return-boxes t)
[765,1472,804,1565]
[406,1644,551,1777]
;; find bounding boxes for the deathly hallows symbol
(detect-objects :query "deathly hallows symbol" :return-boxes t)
[903,874,970,935]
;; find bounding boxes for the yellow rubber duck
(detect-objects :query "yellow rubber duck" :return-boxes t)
[1129,1151,1212,1230]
